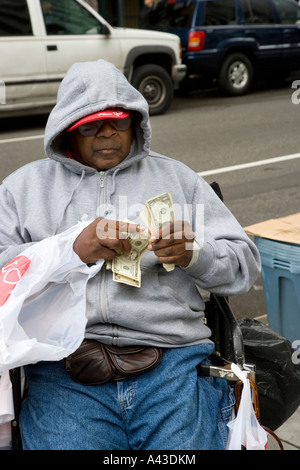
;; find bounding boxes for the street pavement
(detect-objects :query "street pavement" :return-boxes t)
[276,406,300,450]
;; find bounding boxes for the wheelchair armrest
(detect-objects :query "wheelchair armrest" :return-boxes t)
[204,294,245,368]
[198,361,255,382]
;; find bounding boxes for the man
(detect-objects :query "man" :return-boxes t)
[139,0,154,28]
[0,59,260,450]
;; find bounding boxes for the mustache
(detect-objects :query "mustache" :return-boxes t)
[94,141,122,151]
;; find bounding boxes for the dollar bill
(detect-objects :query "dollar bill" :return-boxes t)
[110,230,150,288]
[141,192,175,272]
[113,272,140,287]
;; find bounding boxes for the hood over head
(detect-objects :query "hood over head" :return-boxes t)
[44,59,152,172]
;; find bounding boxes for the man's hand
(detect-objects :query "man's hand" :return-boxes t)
[73,218,145,264]
[148,220,195,268]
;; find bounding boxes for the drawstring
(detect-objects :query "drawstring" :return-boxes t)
[54,169,86,235]
[109,167,119,199]
[109,139,138,199]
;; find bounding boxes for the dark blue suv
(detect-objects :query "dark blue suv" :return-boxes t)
[144,0,300,95]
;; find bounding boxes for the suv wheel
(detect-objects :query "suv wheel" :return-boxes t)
[218,53,253,96]
[132,64,173,115]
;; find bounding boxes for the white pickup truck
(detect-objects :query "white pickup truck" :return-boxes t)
[0,0,186,116]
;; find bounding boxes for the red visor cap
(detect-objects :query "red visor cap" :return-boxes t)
[67,109,130,132]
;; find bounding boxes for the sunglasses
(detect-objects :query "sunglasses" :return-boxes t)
[78,115,132,137]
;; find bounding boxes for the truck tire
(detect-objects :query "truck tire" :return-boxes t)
[218,53,253,96]
[131,64,173,115]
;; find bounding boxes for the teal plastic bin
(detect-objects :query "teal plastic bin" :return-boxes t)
[254,236,300,344]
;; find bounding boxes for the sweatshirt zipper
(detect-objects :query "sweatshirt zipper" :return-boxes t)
[98,171,110,327]
[98,171,119,345]
[96,171,105,217]
[99,171,105,190]
[98,171,108,324]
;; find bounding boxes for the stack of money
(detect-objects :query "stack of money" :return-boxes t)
[107,192,175,287]
[110,231,150,287]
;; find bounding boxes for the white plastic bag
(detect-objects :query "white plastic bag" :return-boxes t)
[0,371,14,424]
[0,421,12,450]
[0,221,103,438]
[0,368,26,449]
[226,363,268,450]
[0,221,102,373]
[0,370,15,449]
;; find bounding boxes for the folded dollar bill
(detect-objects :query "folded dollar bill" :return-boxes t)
[141,192,175,272]
[111,231,149,288]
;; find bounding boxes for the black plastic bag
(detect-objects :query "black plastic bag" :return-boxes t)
[238,318,300,431]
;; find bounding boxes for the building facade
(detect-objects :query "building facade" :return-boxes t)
[85,0,158,28]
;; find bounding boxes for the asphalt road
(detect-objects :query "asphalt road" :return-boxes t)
[150,81,300,320]
[151,82,300,226]
[0,79,299,321]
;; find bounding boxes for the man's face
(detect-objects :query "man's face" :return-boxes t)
[69,121,134,171]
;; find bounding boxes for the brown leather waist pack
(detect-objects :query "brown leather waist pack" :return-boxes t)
[62,339,163,385]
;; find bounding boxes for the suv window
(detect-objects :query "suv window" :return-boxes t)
[144,2,196,31]
[203,0,236,26]
[273,0,300,24]
[41,0,104,35]
[242,0,276,24]
[0,0,33,36]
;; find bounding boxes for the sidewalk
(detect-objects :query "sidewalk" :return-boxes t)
[275,405,300,450]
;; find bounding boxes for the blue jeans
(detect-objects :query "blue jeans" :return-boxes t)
[20,343,234,450]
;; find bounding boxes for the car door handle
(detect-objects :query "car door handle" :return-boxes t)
[47,45,58,51]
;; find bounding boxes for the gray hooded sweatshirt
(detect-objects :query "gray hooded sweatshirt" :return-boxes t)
[0,60,260,348]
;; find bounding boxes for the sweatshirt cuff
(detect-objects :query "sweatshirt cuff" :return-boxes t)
[186,240,201,268]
